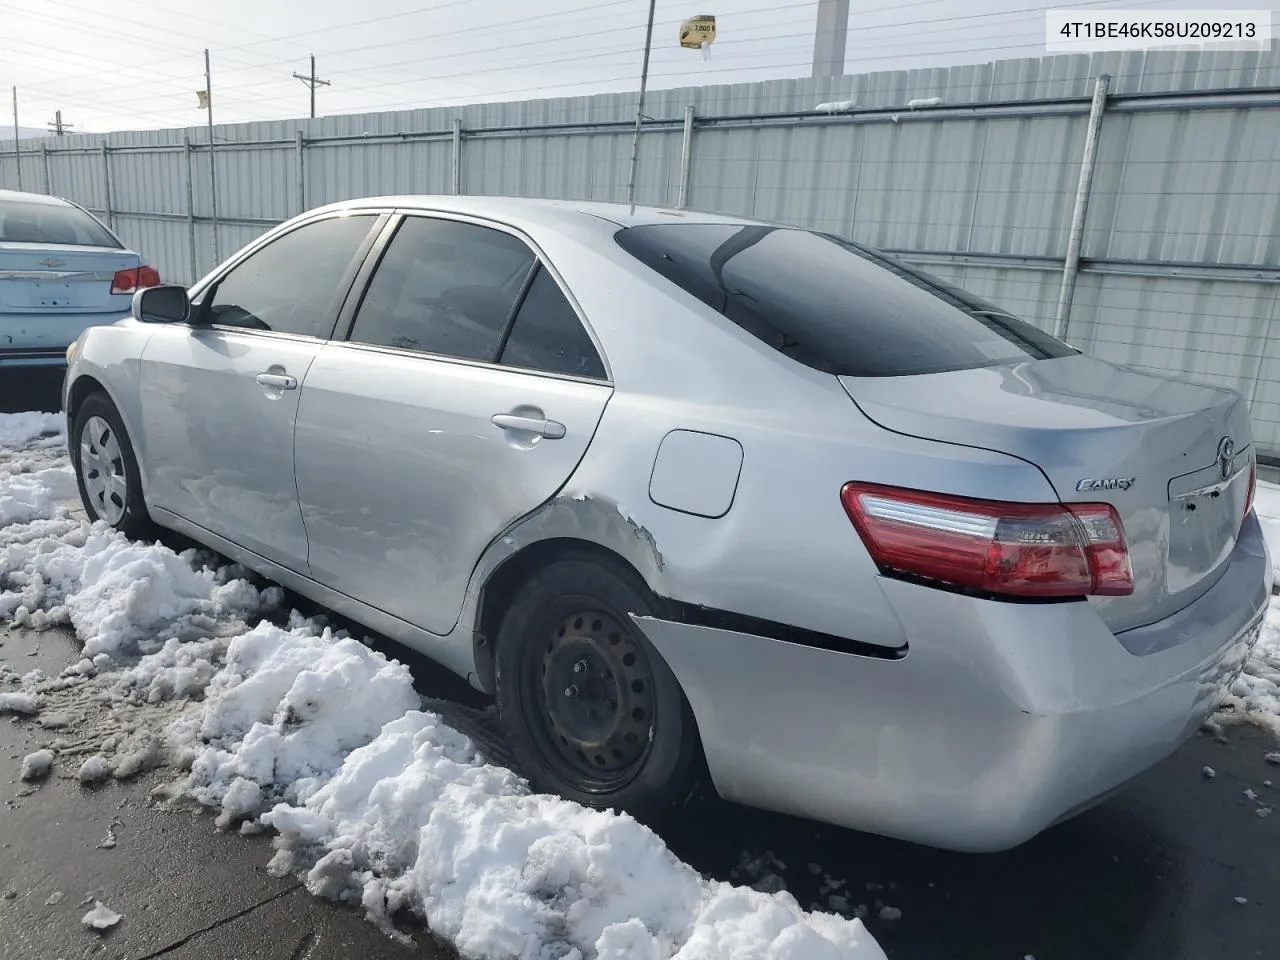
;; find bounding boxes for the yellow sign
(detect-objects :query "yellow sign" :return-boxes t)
[679,15,716,49]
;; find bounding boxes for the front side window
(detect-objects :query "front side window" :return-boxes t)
[0,198,119,247]
[615,223,1077,378]
[347,216,536,361]
[204,214,378,338]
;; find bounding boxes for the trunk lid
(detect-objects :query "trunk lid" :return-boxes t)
[841,353,1253,632]
[0,243,140,314]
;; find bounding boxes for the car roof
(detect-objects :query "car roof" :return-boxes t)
[0,188,76,208]
[308,194,772,233]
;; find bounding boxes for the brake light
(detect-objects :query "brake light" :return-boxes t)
[111,265,161,294]
[840,482,1134,599]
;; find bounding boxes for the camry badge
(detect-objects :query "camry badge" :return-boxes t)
[1076,477,1135,492]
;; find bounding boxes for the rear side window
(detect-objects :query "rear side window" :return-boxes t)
[615,223,1076,377]
[0,198,120,247]
[348,216,536,361]
[499,267,605,379]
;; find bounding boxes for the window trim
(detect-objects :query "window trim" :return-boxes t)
[333,209,613,384]
[188,210,390,343]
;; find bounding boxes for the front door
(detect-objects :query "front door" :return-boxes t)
[294,213,613,635]
[137,213,381,569]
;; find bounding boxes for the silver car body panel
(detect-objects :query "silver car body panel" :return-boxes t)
[138,325,320,566]
[61,195,1272,852]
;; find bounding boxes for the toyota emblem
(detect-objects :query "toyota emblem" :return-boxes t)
[1217,435,1235,481]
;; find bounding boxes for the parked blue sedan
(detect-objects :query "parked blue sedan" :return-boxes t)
[0,188,159,368]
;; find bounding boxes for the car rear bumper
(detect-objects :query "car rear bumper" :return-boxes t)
[0,312,125,365]
[634,512,1271,852]
[0,347,68,368]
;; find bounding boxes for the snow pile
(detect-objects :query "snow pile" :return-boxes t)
[0,467,77,526]
[0,414,887,960]
[134,624,883,957]
[81,900,122,930]
[78,755,111,784]
[175,617,420,827]
[1220,596,1280,738]
[0,690,39,715]
[20,748,54,781]
[261,709,880,959]
[0,411,64,449]
[2,524,282,670]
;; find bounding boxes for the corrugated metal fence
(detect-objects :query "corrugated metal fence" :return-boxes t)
[4,48,1280,452]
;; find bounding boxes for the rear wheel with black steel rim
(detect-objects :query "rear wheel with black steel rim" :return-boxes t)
[494,556,702,822]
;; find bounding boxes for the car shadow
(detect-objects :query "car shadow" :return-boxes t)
[0,368,64,415]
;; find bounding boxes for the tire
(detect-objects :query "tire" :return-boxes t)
[70,391,153,539]
[494,555,703,823]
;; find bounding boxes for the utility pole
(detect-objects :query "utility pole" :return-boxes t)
[811,0,850,78]
[203,48,219,262]
[11,86,21,190]
[47,110,72,136]
[292,55,330,119]
[626,0,657,212]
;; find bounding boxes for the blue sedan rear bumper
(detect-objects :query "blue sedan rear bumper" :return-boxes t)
[0,348,67,368]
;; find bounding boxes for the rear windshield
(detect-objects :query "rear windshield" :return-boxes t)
[614,223,1076,377]
[0,198,120,248]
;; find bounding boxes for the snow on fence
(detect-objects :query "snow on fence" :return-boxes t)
[3,48,1280,453]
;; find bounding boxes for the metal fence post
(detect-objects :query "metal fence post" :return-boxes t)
[677,105,696,208]
[1054,74,1110,341]
[40,143,50,194]
[100,143,113,229]
[183,135,197,282]
[451,118,462,195]
[295,130,306,214]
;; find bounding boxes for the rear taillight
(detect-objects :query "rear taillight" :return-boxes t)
[111,265,161,294]
[840,482,1134,599]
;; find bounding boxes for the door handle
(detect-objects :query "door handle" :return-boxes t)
[255,372,298,390]
[491,413,566,439]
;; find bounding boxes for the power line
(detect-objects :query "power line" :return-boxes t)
[1,0,1210,132]
[0,0,809,101]
[183,0,1184,119]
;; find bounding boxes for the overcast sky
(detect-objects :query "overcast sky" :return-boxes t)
[0,0,1272,134]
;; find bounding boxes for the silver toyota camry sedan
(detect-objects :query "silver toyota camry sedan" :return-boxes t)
[62,196,1271,852]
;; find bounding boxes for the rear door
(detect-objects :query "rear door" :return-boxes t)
[138,212,382,570]
[294,212,612,635]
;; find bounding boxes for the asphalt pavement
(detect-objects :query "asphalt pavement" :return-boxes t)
[0,625,441,960]
[3,366,1279,960]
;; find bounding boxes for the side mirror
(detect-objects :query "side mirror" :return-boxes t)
[132,284,191,324]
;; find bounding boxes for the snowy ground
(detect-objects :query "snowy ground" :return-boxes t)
[0,411,888,960]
